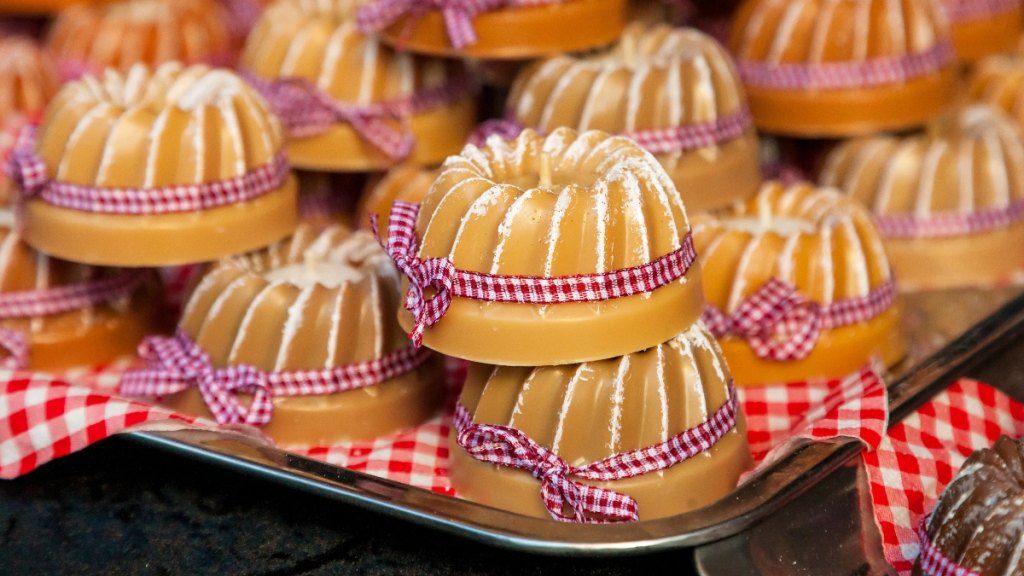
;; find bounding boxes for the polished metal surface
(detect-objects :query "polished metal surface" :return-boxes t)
[127,285,1024,557]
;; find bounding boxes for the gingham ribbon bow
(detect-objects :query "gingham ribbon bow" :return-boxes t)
[120,329,432,426]
[454,383,738,523]
[703,278,896,362]
[374,201,698,348]
[357,0,512,49]
[372,201,454,347]
[915,516,981,576]
[246,75,414,160]
[7,126,289,215]
[0,327,27,370]
[703,279,822,362]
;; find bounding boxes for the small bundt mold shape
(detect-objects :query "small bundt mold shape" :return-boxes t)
[450,322,752,521]
[691,181,905,385]
[21,62,298,267]
[729,0,957,137]
[507,23,762,214]
[357,163,438,230]
[820,105,1024,290]
[0,208,155,369]
[404,127,705,366]
[941,0,1023,62]
[358,0,627,59]
[241,0,476,171]
[162,224,442,446]
[917,436,1024,576]
[47,0,232,79]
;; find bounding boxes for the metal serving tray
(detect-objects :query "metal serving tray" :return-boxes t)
[126,285,1024,557]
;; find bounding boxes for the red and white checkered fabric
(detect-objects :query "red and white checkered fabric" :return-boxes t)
[469,108,752,156]
[375,201,697,346]
[736,43,954,91]
[0,371,203,479]
[7,127,289,215]
[120,329,433,426]
[873,200,1024,239]
[703,278,897,361]
[862,378,1024,575]
[245,73,471,160]
[356,0,560,49]
[452,384,738,523]
[737,364,889,466]
[943,0,1021,22]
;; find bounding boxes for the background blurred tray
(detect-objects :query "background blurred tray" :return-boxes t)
[127,284,1024,556]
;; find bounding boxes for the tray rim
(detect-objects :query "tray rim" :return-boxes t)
[124,287,1024,557]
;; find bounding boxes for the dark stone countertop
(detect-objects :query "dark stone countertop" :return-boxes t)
[0,437,694,575]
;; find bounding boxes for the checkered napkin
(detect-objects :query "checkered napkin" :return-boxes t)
[862,379,1024,575]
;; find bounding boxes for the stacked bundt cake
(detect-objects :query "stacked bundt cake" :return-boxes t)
[692,181,904,385]
[47,0,232,79]
[407,128,703,365]
[138,224,440,445]
[820,105,1024,289]
[969,55,1024,131]
[241,0,476,171]
[452,323,751,521]
[729,0,957,136]
[916,435,1024,576]
[507,23,761,213]
[14,62,297,266]
[357,164,437,230]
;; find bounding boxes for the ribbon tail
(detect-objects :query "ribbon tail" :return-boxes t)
[0,328,27,370]
[348,115,414,160]
[441,7,477,49]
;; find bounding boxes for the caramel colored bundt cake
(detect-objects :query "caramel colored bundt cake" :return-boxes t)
[969,55,1024,131]
[916,436,1024,576]
[148,224,441,445]
[820,105,1024,290]
[729,0,957,137]
[691,181,904,385]
[0,0,116,15]
[355,0,627,59]
[241,0,477,172]
[397,128,704,366]
[0,207,155,370]
[941,0,1023,62]
[357,163,437,231]
[14,63,297,267]
[507,23,762,214]
[47,0,232,80]
[450,322,752,521]
[0,36,59,124]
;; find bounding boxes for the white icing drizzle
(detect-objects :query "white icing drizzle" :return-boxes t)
[550,364,586,454]
[274,285,315,371]
[607,355,629,452]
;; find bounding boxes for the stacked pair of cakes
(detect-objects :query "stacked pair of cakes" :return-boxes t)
[381,127,752,522]
[0,36,159,370]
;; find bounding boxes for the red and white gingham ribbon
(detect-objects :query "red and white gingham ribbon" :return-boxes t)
[6,126,288,215]
[373,201,697,347]
[915,516,981,576]
[873,200,1024,239]
[470,107,752,155]
[454,383,738,523]
[736,42,954,91]
[119,329,433,427]
[356,0,559,49]
[702,278,897,361]
[246,73,471,160]
[0,268,148,370]
[943,0,1021,21]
